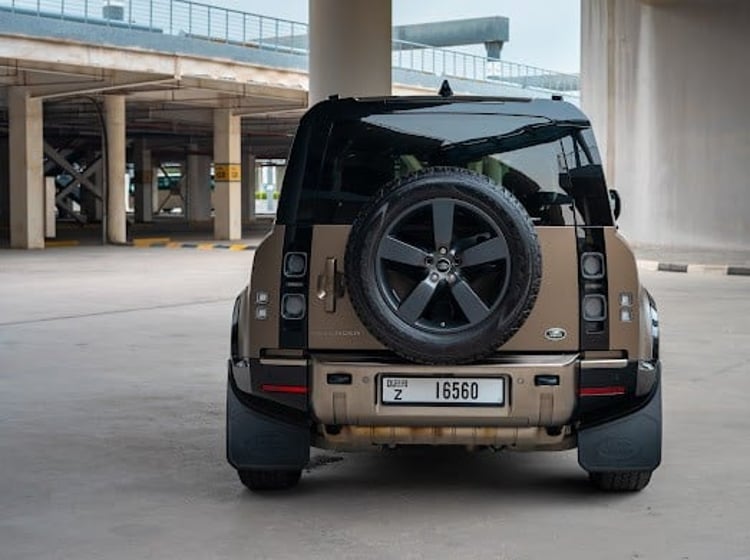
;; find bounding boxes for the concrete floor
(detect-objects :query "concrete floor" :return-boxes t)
[1,247,749,560]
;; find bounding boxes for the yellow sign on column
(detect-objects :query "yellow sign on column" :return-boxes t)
[214,163,241,181]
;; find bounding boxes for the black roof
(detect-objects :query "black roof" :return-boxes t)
[306,94,588,124]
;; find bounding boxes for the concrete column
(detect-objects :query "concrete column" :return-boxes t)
[581,0,750,249]
[8,88,44,249]
[241,149,256,224]
[308,0,392,104]
[275,165,286,191]
[44,177,56,239]
[133,138,154,223]
[186,145,212,222]
[213,109,241,240]
[0,137,9,239]
[104,95,127,244]
[151,160,160,214]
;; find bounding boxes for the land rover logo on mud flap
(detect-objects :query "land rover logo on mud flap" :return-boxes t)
[596,437,639,461]
[545,327,567,341]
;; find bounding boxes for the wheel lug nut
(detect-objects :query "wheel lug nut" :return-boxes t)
[430,273,439,282]
[447,273,456,283]
[439,247,447,255]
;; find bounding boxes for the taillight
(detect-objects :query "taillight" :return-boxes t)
[581,252,606,279]
[284,252,307,278]
[278,225,313,349]
[281,293,306,320]
[577,231,609,350]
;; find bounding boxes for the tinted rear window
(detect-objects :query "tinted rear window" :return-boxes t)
[282,110,611,226]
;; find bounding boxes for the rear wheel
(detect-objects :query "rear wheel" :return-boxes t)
[238,469,302,491]
[588,470,653,492]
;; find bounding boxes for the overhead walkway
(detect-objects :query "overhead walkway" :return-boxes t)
[0,0,579,248]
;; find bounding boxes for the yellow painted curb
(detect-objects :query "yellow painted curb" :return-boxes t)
[133,237,171,247]
[45,240,80,247]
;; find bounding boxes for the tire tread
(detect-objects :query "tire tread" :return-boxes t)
[589,470,652,492]
[238,469,302,491]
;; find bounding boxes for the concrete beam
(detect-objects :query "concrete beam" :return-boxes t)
[393,17,509,57]
[8,87,44,249]
[0,35,309,93]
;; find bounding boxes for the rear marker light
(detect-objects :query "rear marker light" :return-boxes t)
[261,384,308,395]
[281,293,306,320]
[619,291,634,322]
[256,291,269,304]
[255,306,268,320]
[579,386,626,397]
[284,252,307,278]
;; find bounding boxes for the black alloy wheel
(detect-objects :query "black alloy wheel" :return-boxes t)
[346,167,542,364]
[375,197,511,332]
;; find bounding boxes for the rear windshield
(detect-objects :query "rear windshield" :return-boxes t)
[281,110,612,226]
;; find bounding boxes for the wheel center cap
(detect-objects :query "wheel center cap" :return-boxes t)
[436,258,452,273]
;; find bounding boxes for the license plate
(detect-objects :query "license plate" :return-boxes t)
[381,376,505,406]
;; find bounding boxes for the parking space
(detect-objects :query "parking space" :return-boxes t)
[1,248,749,559]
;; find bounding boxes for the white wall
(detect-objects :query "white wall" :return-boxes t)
[581,0,750,249]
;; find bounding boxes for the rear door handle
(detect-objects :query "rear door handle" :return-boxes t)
[317,257,341,313]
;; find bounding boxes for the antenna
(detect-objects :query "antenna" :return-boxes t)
[438,80,453,97]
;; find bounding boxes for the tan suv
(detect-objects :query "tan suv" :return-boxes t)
[227,91,662,492]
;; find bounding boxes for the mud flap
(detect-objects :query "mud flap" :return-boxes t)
[578,380,662,473]
[226,372,310,471]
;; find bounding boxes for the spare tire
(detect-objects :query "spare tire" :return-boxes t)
[345,167,542,365]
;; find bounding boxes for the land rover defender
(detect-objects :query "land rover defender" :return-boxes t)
[226,93,661,492]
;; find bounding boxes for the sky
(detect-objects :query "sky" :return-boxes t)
[216,1,581,74]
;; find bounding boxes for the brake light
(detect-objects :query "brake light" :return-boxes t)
[261,384,308,395]
[579,386,626,397]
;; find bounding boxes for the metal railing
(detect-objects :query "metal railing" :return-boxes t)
[1,0,579,95]
[392,39,579,93]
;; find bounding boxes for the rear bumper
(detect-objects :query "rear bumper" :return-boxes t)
[228,354,661,452]
[309,353,579,428]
